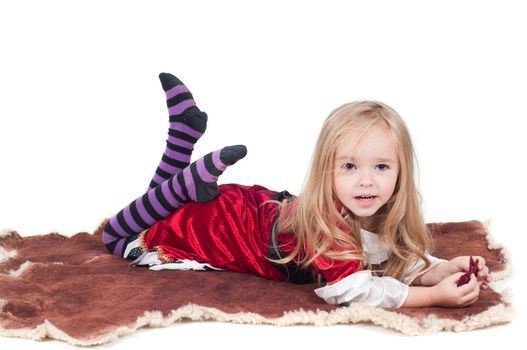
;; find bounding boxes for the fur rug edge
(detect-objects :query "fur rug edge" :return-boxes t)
[483,220,512,281]
[0,229,15,239]
[0,296,515,346]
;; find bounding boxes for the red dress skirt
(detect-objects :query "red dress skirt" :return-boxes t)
[141,184,360,284]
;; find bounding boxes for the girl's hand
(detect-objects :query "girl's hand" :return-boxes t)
[448,256,492,289]
[430,272,480,307]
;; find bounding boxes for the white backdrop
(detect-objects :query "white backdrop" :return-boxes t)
[0,1,525,349]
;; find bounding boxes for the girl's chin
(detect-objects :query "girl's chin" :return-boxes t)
[349,207,379,217]
[349,203,384,218]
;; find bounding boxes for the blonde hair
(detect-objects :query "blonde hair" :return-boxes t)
[274,101,432,280]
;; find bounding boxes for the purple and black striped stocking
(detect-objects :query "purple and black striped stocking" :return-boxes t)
[148,73,207,190]
[102,145,247,257]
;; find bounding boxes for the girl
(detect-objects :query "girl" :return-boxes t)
[102,73,491,308]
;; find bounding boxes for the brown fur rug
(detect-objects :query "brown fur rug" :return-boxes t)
[0,220,513,346]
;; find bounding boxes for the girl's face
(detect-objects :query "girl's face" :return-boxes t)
[333,122,399,218]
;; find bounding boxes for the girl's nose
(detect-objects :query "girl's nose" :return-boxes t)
[359,171,373,187]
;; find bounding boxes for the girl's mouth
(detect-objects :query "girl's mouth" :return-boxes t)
[355,195,376,200]
[354,195,377,207]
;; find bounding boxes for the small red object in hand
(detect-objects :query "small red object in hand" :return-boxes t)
[456,256,480,287]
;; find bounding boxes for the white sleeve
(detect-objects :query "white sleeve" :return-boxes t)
[314,271,409,308]
[400,254,447,284]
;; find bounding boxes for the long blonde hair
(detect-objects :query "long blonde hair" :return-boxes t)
[274,101,432,280]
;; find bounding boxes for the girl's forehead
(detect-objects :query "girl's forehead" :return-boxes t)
[336,122,397,161]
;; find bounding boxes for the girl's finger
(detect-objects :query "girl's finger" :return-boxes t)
[465,295,479,306]
[479,268,492,283]
[464,281,480,302]
[476,256,486,270]
[478,279,490,289]
[462,274,479,295]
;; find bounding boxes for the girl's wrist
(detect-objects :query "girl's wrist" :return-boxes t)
[428,285,439,306]
[403,286,435,307]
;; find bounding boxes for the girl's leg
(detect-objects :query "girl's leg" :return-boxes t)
[148,73,207,190]
[102,145,247,257]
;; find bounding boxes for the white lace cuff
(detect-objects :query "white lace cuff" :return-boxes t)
[314,271,409,308]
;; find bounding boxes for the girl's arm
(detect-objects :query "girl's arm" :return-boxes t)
[314,254,487,308]
[315,269,482,308]
[404,272,480,308]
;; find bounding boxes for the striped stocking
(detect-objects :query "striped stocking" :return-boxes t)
[148,72,207,190]
[102,145,247,257]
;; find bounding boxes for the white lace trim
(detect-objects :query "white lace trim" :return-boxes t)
[129,249,224,271]
[360,229,390,264]
[149,259,224,271]
[130,251,162,266]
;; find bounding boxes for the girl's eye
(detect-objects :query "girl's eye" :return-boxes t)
[344,163,356,170]
[376,164,389,171]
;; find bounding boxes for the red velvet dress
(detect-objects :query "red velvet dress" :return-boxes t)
[141,184,360,284]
